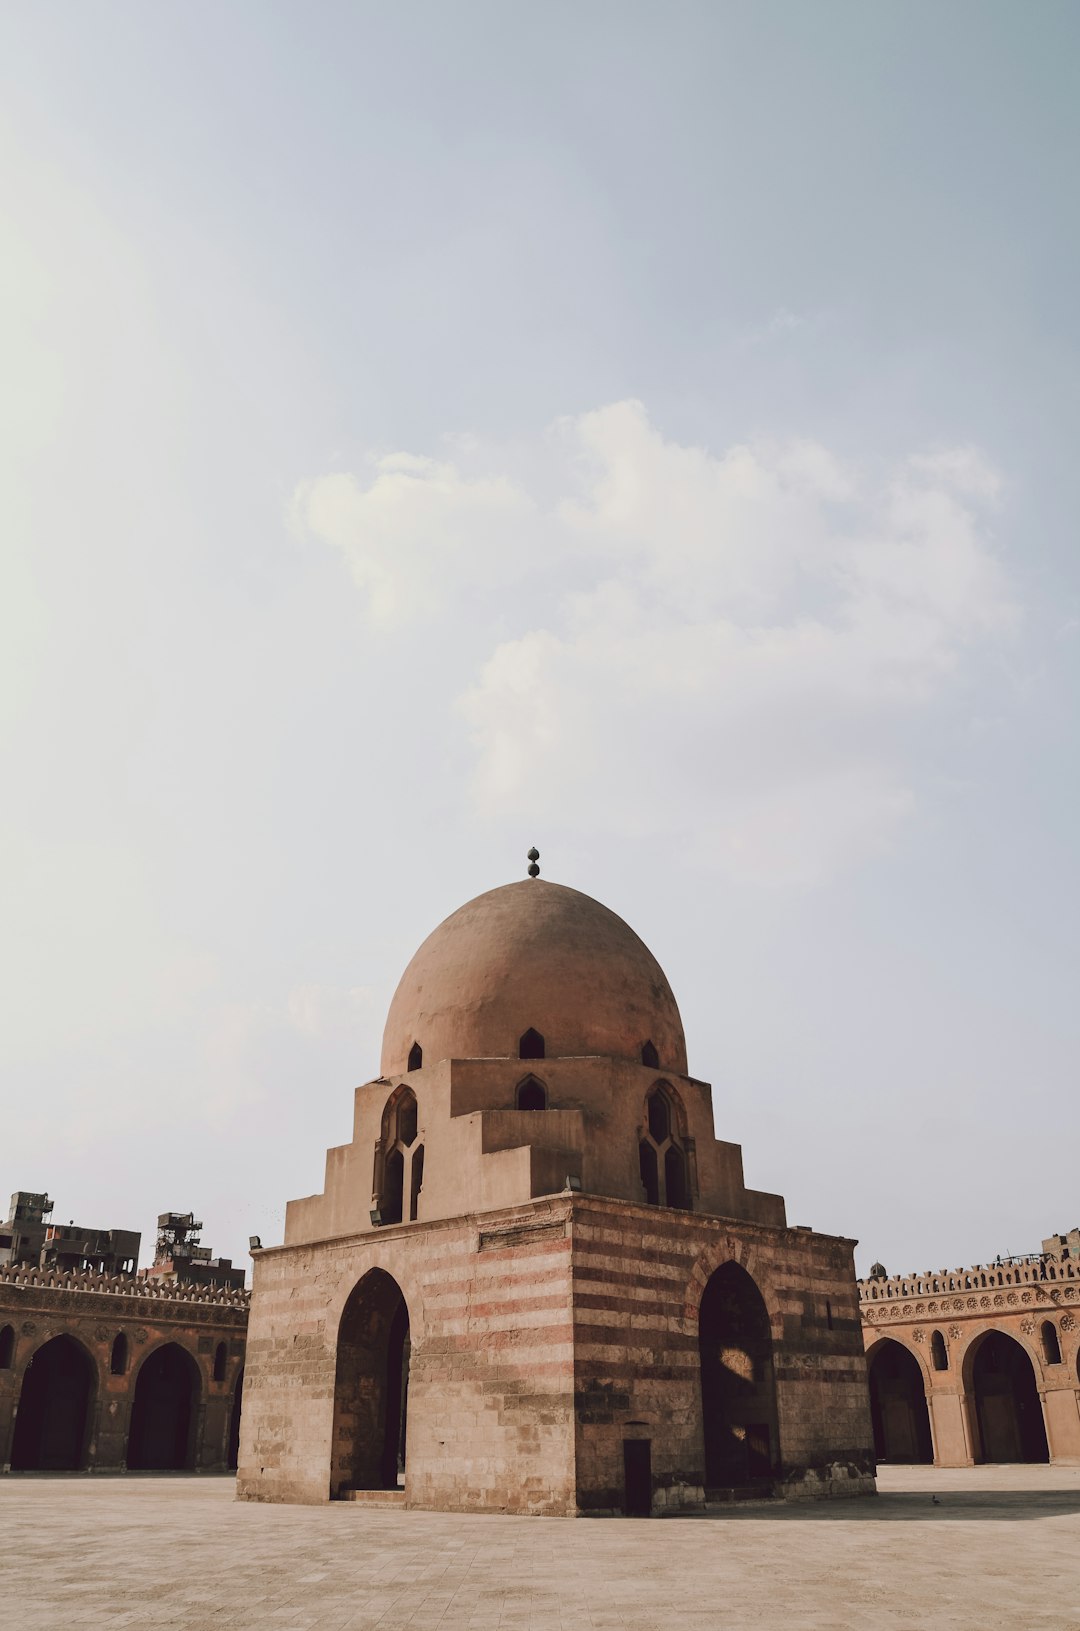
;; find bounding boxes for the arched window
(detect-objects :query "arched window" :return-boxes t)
[664,1145,688,1209]
[638,1141,659,1206]
[930,1330,948,1371]
[1041,1321,1062,1366]
[213,1341,228,1382]
[383,1149,405,1226]
[516,1076,547,1111]
[110,1333,128,1376]
[0,1324,14,1368]
[641,1040,659,1069]
[638,1083,691,1210]
[519,1028,545,1060]
[409,1146,425,1222]
[374,1085,422,1228]
[407,1042,423,1072]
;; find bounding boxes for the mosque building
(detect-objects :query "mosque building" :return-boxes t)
[239,861,876,1514]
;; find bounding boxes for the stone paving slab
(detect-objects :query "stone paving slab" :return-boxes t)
[3,1467,1080,1631]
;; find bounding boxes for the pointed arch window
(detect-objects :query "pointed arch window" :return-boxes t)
[110,1332,128,1376]
[930,1330,948,1371]
[638,1082,692,1210]
[0,1324,14,1368]
[641,1040,659,1069]
[516,1076,547,1111]
[1042,1321,1062,1366]
[519,1028,545,1060]
[213,1341,228,1383]
[373,1086,422,1227]
[407,1042,423,1072]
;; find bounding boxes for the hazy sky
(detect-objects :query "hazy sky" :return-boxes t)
[2,2,1077,1280]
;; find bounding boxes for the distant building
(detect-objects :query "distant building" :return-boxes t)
[860,1234,1080,1466]
[0,1193,139,1276]
[0,1191,248,1474]
[141,1212,245,1293]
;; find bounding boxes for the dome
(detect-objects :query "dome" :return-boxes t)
[381,878,687,1077]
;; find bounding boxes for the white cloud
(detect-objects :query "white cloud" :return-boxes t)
[299,401,1017,885]
[295,453,534,629]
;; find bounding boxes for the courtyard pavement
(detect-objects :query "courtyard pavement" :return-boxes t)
[3,1465,1080,1631]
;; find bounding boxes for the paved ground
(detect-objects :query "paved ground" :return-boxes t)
[4,1466,1080,1631]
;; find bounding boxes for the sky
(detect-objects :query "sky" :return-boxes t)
[1,1,1078,1281]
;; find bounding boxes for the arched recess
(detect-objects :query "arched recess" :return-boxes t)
[516,1075,547,1111]
[10,1335,95,1471]
[698,1261,778,1489]
[227,1367,244,1471]
[930,1329,948,1371]
[127,1343,201,1470]
[519,1028,545,1060]
[639,1082,691,1209]
[1041,1321,1062,1367]
[110,1332,128,1376]
[967,1331,1049,1464]
[330,1268,411,1497]
[374,1086,421,1226]
[0,1324,14,1368]
[867,1339,933,1463]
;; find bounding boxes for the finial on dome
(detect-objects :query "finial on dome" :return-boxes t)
[527,846,540,878]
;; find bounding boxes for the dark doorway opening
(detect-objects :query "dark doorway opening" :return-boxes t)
[227,1368,244,1471]
[867,1340,933,1463]
[971,1332,1049,1463]
[127,1344,199,1469]
[699,1262,778,1492]
[623,1439,652,1516]
[331,1269,411,1497]
[10,1335,94,1470]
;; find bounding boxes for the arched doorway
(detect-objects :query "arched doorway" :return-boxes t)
[10,1335,95,1470]
[331,1269,410,1498]
[127,1344,200,1470]
[970,1332,1049,1463]
[867,1340,933,1463]
[227,1368,244,1471]
[698,1262,778,1489]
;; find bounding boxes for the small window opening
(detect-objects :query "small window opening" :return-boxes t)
[0,1324,14,1368]
[110,1333,128,1376]
[1042,1321,1062,1366]
[664,1145,688,1209]
[641,1040,659,1069]
[516,1076,547,1111]
[407,1041,423,1072]
[639,1141,660,1206]
[398,1096,418,1147]
[930,1329,948,1371]
[383,1149,405,1226]
[213,1341,228,1382]
[519,1028,545,1060]
[409,1146,425,1222]
[647,1091,669,1145]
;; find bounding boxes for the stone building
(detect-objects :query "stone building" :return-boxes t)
[0,1201,249,1475]
[241,869,875,1514]
[860,1232,1080,1466]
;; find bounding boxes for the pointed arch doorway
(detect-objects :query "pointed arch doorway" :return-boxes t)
[10,1335,95,1470]
[970,1332,1049,1463]
[331,1269,411,1498]
[698,1262,779,1490]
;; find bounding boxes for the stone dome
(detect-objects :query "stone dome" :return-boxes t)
[381,878,688,1077]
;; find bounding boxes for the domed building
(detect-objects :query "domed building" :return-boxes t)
[239,869,875,1513]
